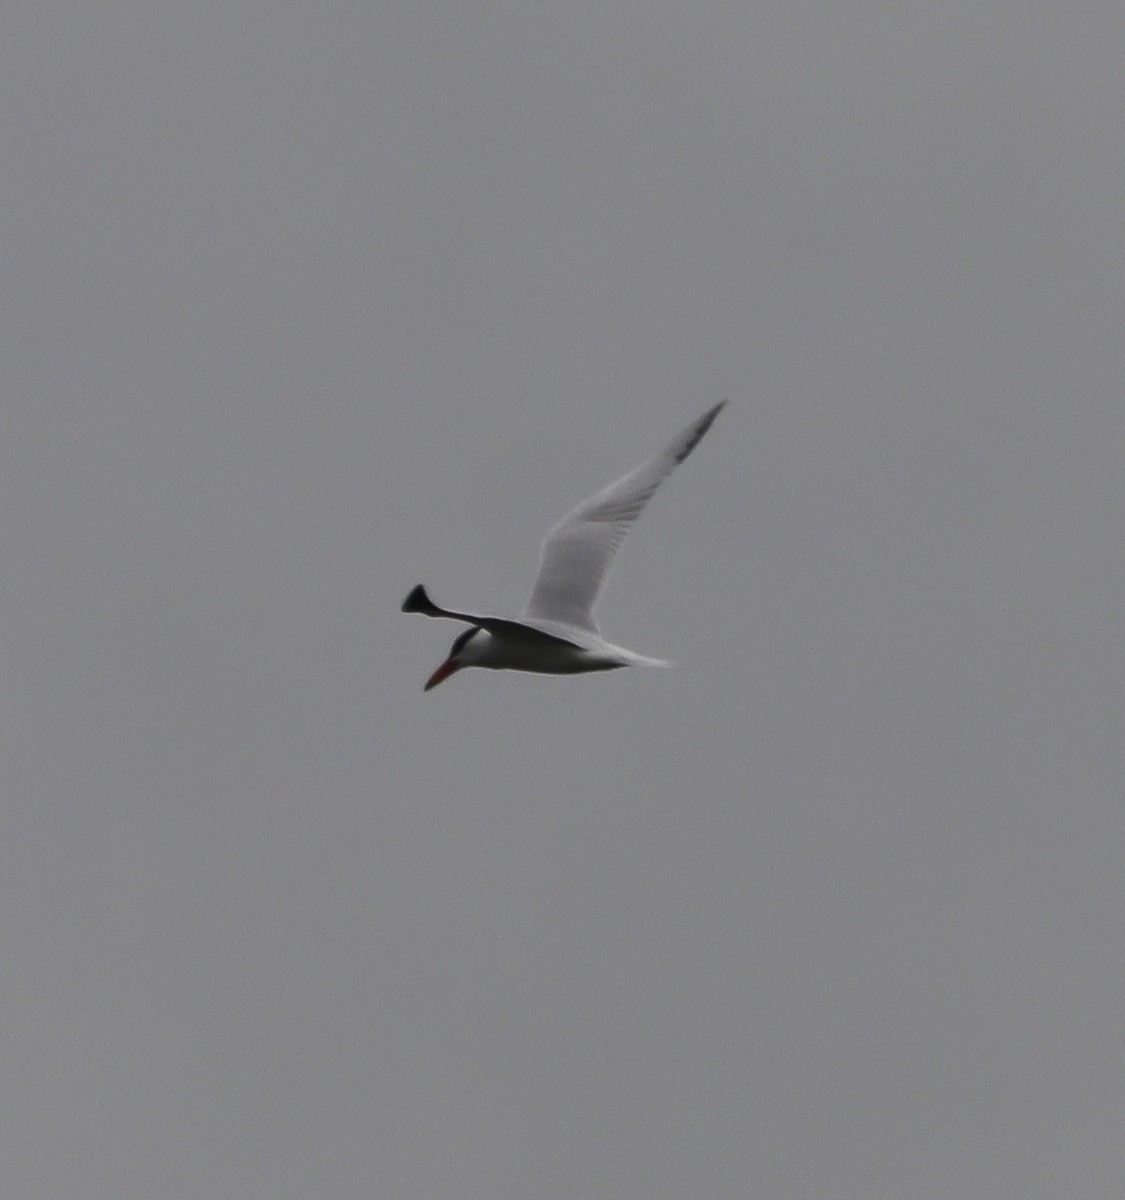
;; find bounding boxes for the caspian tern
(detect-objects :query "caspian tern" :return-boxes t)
[402,401,726,690]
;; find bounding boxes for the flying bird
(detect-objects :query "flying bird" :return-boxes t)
[402,401,726,690]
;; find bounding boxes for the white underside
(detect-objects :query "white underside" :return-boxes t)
[464,627,671,675]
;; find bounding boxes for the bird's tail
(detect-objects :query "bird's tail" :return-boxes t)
[623,651,674,669]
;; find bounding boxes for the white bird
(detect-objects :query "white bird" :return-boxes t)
[403,401,726,690]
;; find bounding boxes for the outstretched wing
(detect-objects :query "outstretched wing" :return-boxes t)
[522,401,726,631]
[402,583,582,648]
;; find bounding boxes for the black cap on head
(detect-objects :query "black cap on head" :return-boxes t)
[449,627,479,657]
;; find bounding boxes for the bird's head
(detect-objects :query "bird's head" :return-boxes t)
[424,626,485,691]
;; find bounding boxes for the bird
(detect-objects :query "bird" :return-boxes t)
[402,401,726,690]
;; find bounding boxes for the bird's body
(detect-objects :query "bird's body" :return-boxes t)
[402,401,725,690]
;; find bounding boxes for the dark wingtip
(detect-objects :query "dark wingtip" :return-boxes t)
[699,399,728,431]
[674,400,728,463]
[402,583,433,613]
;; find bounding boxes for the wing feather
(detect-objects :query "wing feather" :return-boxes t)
[402,583,582,648]
[522,402,725,630]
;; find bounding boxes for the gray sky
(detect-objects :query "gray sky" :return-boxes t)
[4,3,1125,1197]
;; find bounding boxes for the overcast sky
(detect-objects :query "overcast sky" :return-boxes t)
[4,4,1125,1197]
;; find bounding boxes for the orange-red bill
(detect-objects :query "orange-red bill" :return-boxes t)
[424,659,460,691]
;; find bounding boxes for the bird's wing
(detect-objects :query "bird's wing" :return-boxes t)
[402,583,583,648]
[522,401,725,631]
